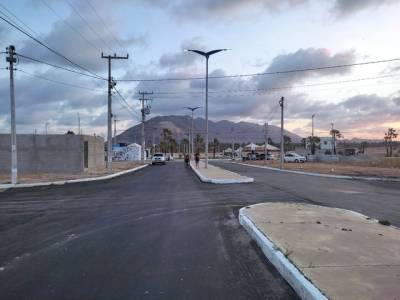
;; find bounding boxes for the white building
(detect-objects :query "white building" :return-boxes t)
[319,137,334,151]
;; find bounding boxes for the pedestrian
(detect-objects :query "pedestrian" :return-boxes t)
[184,154,190,167]
[195,152,200,168]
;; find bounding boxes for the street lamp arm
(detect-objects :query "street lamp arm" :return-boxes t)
[185,49,207,57]
[206,49,229,56]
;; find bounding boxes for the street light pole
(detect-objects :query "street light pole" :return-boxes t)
[184,106,201,160]
[186,49,228,168]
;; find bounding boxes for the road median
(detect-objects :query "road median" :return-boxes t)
[239,202,400,300]
[190,160,253,184]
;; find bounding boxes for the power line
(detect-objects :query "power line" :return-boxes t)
[0,4,38,36]
[17,68,104,91]
[40,0,102,53]
[64,0,113,52]
[15,53,106,80]
[113,87,140,119]
[117,57,400,82]
[146,72,400,96]
[0,14,105,80]
[84,0,126,51]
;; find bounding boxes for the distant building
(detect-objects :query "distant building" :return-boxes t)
[0,134,104,174]
[319,137,334,152]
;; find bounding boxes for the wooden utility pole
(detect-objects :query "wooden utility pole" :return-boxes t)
[101,52,128,173]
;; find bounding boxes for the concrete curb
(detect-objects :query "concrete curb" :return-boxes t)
[239,207,328,300]
[235,162,400,182]
[190,162,254,184]
[0,164,149,190]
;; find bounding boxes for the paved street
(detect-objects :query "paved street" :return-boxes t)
[1,161,399,299]
[0,162,297,300]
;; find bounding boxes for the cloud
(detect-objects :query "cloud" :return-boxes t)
[332,0,400,17]
[158,38,205,70]
[17,1,145,72]
[169,0,308,20]
[255,48,356,89]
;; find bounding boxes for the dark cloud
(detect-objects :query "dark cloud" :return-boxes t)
[256,48,356,89]
[333,0,400,17]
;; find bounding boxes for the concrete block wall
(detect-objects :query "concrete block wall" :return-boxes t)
[0,134,105,174]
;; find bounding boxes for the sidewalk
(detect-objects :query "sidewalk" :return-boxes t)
[190,160,253,184]
[240,203,400,300]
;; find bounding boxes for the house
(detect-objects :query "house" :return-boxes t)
[319,137,334,152]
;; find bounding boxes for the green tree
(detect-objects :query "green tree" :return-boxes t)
[181,138,189,154]
[283,135,293,152]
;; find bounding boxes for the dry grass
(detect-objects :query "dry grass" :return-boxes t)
[243,159,400,178]
[0,161,145,184]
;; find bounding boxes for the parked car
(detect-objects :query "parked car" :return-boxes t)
[259,153,275,160]
[152,153,166,165]
[284,152,306,163]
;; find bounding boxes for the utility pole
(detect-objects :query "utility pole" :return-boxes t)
[231,127,235,160]
[264,122,268,166]
[139,91,153,161]
[6,45,17,185]
[101,52,129,173]
[152,127,157,156]
[311,114,315,155]
[279,97,284,169]
[184,107,200,159]
[331,122,335,154]
[77,112,81,135]
[113,114,117,145]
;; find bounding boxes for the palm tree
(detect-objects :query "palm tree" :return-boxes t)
[160,128,173,154]
[384,128,398,157]
[283,135,292,152]
[330,129,342,154]
[211,137,220,158]
[181,138,189,154]
[194,133,204,153]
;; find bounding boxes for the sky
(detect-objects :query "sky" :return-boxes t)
[0,0,399,140]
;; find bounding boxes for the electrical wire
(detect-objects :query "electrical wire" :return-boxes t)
[84,0,126,51]
[64,0,113,52]
[113,86,141,119]
[0,3,38,36]
[117,58,400,82]
[40,0,102,53]
[0,13,105,80]
[17,68,104,92]
[15,53,106,80]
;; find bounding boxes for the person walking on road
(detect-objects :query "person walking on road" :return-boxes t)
[195,152,200,168]
[184,154,190,168]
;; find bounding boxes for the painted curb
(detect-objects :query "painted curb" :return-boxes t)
[0,164,149,190]
[235,162,400,182]
[190,162,254,184]
[239,207,328,300]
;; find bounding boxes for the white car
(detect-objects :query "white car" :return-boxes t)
[152,153,166,165]
[284,152,306,163]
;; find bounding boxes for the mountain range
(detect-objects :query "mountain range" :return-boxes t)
[116,115,302,145]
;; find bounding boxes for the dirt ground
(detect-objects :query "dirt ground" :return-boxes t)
[0,161,145,184]
[242,159,400,178]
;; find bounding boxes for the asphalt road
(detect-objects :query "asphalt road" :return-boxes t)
[212,160,400,226]
[0,161,298,300]
[1,161,399,299]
